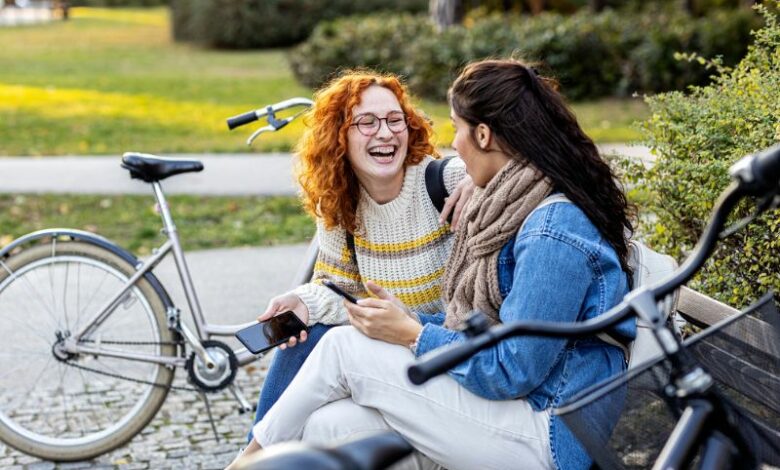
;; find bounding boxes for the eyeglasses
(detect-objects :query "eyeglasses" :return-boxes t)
[350,112,408,136]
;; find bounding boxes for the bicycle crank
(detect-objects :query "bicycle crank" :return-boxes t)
[185,340,238,393]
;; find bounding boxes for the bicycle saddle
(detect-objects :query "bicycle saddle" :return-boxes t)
[237,431,414,470]
[121,152,204,183]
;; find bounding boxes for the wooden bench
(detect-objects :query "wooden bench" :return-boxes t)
[675,287,780,416]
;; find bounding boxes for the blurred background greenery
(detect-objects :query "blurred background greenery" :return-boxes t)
[2,0,777,306]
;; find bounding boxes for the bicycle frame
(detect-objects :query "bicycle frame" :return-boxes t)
[41,180,285,370]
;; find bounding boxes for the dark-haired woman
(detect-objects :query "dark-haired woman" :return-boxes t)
[232,59,636,470]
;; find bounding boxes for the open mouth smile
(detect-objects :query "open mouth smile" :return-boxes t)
[368,145,398,163]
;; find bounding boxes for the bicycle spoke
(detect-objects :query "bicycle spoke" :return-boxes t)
[76,262,82,328]
[1,310,55,344]
[77,269,112,324]
[1,260,60,328]
[62,261,71,331]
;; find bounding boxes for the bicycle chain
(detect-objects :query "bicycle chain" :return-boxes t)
[62,339,198,392]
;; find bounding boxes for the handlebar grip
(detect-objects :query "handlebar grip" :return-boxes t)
[407,338,488,385]
[227,111,259,130]
[752,144,780,192]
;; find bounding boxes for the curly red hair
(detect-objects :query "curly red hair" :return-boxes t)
[295,70,438,234]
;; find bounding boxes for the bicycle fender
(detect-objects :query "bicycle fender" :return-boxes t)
[0,228,174,310]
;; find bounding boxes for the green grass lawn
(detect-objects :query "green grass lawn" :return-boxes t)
[0,194,315,254]
[0,7,648,157]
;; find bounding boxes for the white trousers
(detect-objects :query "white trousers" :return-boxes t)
[253,326,554,470]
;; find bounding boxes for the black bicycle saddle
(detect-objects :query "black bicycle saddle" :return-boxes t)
[121,152,204,183]
[237,431,414,470]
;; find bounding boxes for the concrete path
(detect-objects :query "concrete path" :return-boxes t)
[0,145,652,196]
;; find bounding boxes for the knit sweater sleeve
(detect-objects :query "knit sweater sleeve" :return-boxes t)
[291,219,368,326]
[442,156,468,195]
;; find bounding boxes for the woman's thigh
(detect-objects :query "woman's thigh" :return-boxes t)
[290,327,554,470]
[302,399,443,470]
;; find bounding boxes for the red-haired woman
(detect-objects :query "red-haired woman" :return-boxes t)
[246,71,472,440]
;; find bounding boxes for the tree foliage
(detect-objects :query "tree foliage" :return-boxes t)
[628,2,780,308]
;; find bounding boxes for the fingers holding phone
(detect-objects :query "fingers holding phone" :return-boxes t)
[236,311,309,355]
[259,292,309,323]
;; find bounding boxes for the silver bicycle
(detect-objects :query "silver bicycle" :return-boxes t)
[0,98,317,461]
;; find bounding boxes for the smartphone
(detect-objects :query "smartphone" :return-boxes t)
[235,311,308,354]
[323,280,358,304]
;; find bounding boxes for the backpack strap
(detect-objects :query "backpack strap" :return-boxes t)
[425,156,455,222]
[345,157,456,263]
[345,232,356,264]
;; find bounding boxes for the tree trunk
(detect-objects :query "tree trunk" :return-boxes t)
[430,0,465,32]
[589,0,606,13]
[526,0,545,15]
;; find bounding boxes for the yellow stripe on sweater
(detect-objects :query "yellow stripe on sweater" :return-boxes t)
[395,285,442,307]
[354,226,450,253]
[369,267,446,289]
[314,261,361,282]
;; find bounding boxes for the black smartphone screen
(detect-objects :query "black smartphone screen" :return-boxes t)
[235,311,308,354]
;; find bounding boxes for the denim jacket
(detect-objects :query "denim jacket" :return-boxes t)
[415,201,635,470]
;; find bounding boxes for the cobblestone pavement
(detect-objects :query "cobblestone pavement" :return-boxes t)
[1,356,274,469]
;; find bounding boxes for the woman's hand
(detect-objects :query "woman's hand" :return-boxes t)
[257,292,309,350]
[439,174,475,231]
[345,281,421,347]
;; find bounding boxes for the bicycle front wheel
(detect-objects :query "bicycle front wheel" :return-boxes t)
[0,240,176,461]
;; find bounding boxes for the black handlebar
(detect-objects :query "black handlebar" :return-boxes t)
[408,302,633,385]
[409,144,780,385]
[227,110,258,130]
[749,144,780,194]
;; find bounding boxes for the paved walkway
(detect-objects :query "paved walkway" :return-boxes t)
[0,145,651,196]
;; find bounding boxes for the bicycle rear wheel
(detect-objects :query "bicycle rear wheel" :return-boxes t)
[0,240,175,461]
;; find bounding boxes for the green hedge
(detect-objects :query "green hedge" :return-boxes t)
[290,7,760,101]
[170,0,428,49]
[627,2,780,308]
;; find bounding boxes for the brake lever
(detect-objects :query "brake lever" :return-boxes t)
[247,125,275,146]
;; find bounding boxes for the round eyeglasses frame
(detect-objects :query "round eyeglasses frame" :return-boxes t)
[349,113,408,136]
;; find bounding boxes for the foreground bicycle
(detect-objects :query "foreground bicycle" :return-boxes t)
[406,144,780,469]
[0,98,314,461]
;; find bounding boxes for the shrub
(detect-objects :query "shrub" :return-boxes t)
[170,0,428,49]
[628,2,780,308]
[289,13,433,88]
[290,8,760,101]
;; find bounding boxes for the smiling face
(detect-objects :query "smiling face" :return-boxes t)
[346,85,409,202]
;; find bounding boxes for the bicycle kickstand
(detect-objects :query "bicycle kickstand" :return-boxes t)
[199,392,220,443]
[228,384,256,415]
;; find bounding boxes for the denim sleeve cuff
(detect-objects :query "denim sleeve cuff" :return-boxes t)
[416,312,445,327]
[414,323,465,358]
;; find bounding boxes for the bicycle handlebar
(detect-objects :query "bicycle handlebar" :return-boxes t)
[409,302,632,384]
[409,144,780,385]
[226,97,314,130]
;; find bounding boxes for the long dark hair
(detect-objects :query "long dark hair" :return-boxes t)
[449,59,634,273]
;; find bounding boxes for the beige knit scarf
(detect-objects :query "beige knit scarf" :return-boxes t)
[442,159,553,329]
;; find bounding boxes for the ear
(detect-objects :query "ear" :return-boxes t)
[475,123,492,150]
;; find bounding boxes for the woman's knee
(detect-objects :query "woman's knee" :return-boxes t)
[302,399,388,445]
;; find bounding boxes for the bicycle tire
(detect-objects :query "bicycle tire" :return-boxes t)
[0,241,175,461]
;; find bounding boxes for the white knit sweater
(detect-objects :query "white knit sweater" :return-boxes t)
[294,156,467,325]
